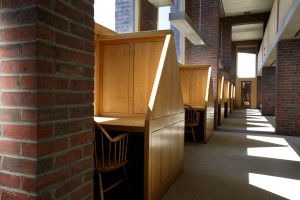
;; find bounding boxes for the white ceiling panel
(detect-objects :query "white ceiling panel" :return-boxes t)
[232,23,263,41]
[221,0,274,16]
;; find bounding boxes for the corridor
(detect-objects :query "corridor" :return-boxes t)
[162,109,300,200]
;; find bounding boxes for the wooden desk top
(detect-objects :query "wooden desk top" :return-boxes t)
[94,117,145,133]
[186,104,206,111]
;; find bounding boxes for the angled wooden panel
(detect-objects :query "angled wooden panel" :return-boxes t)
[218,76,225,125]
[133,41,164,114]
[218,76,224,104]
[102,43,130,113]
[179,70,190,104]
[190,69,208,107]
[205,77,214,143]
[224,81,230,102]
[161,53,171,117]
[170,43,180,115]
[146,35,184,200]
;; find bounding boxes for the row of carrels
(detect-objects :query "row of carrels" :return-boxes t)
[218,76,236,126]
[93,27,236,200]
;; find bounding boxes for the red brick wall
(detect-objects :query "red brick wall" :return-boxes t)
[186,0,220,128]
[257,76,262,109]
[0,1,94,199]
[276,39,300,134]
[262,67,276,116]
[140,0,157,31]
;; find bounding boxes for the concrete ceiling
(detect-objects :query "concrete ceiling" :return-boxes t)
[232,23,263,41]
[221,0,274,16]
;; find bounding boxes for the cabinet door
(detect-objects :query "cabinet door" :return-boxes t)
[102,43,130,114]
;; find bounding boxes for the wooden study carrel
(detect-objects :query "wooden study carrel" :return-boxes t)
[179,65,214,143]
[218,75,225,125]
[94,30,185,200]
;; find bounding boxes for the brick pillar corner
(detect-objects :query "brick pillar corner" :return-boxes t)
[0,1,95,199]
[276,39,300,135]
[261,67,276,116]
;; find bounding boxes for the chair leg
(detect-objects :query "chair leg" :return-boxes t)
[123,165,132,198]
[191,127,197,145]
[98,173,104,200]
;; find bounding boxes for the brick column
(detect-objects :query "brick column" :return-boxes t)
[186,0,220,129]
[115,0,134,33]
[261,67,276,116]
[140,0,157,31]
[276,39,300,134]
[257,76,262,109]
[0,1,94,199]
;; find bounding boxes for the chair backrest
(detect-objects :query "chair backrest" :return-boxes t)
[94,123,129,170]
[184,104,200,127]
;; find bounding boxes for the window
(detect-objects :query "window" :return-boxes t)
[94,0,135,33]
[237,46,257,78]
[158,0,185,63]
[158,6,171,30]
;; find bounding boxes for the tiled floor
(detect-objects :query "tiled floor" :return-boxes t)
[162,109,300,200]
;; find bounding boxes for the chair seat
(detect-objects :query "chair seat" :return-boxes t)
[95,158,129,173]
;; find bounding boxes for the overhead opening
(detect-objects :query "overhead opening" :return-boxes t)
[232,23,263,42]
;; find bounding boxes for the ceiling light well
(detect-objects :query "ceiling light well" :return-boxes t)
[148,0,174,7]
[169,11,205,45]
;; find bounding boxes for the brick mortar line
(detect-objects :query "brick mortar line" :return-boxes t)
[0,88,93,94]
[0,127,93,144]
[0,156,2,169]
[58,179,93,200]
[35,55,94,69]
[0,105,38,109]
[0,186,36,197]
[36,155,93,179]
[36,143,93,170]
[36,5,94,31]
[83,192,94,200]
[0,39,36,45]
[0,5,35,13]
[0,136,38,144]
[37,129,93,145]
[37,104,93,108]
[0,168,37,178]
[35,116,93,126]
[50,141,92,158]
[36,39,94,57]
[0,23,36,29]
[50,24,94,43]
[0,57,36,62]
[37,169,94,198]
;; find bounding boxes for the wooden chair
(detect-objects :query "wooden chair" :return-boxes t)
[184,104,200,145]
[94,123,131,200]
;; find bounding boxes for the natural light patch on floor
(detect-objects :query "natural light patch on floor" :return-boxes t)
[249,173,300,200]
[246,110,262,116]
[247,135,300,162]
[246,117,269,122]
[246,124,275,132]
[246,115,275,132]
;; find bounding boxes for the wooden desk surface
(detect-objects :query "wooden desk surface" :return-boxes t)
[186,104,206,111]
[94,117,145,133]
